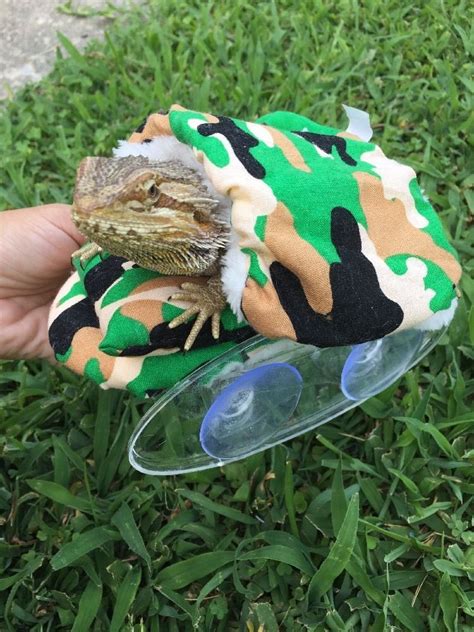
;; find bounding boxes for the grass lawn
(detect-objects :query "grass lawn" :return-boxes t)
[0,0,473,629]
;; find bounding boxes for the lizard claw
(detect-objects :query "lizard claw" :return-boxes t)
[71,242,103,268]
[168,277,226,351]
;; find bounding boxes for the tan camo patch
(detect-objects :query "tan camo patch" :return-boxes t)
[203,112,219,123]
[128,113,173,143]
[337,131,363,141]
[168,104,218,124]
[120,300,166,331]
[101,347,180,391]
[99,276,208,332]
[266,127,311,172]
[130,275,207,296]
[66,327,115,380]
[265,202,333,315]
[170,103,187,112]
[242,278,297,340]
[355,172,462,284]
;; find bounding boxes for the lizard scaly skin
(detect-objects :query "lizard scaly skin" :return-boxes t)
[71,155,230,351]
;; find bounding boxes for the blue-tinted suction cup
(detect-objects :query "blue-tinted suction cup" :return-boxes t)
[128,329,443,475]
[341,329,425,401]
[199,363,303,460]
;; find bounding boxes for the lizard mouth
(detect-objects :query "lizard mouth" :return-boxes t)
[72,204,227,244]
[71,204,229,274]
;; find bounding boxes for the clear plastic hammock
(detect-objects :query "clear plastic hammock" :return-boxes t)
[128,328,443,476]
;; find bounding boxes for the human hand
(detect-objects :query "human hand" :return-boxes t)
[0,204,86,360]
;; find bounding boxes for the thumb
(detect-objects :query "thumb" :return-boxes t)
[41,204,87,248]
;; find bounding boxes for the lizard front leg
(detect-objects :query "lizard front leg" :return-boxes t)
[168,276,227,351]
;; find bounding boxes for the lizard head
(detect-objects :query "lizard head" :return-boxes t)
[72,156,230,274]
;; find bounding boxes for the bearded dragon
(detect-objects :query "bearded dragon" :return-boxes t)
[72,155,230,351]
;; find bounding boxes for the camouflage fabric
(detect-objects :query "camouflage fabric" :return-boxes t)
[48,253,253,396]
[49,105,461,395]
[128,105,461,347]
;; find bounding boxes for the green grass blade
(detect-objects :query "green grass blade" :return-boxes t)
[156,584,194,618]
[71,580,103,632]
[26,479,92,513]
[176,488,256,524]
[155,551,235,590]
[386,592,424,631]
[439,573,459,632]
[192,565,234,623]
[93,390,112,472]
[52,435,84,472]
[331,459,347,535]
[346,555,385,606]
[0,556,44,591]
[249,602,279,632]
[51,527,119,570]
[284,459,299,537]
[307,493,360,603]
[56,32,86,65]
[396,416,456,458]
[111,502,151,569]
[109,566,142,632]
[238,544,314,575]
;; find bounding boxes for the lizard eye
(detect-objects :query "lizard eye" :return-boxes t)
[146,183,160,201]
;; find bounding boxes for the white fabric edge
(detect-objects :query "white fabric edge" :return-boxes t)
[343,104,373,142]
[413,298,458,331]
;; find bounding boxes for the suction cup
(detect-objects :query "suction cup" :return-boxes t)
[128,328,443,475]
[200,363,303,460]
[341,328,426,401]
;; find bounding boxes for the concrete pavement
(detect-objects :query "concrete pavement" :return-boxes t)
[0,0,130,100]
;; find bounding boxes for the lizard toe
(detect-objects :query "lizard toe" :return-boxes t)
[167,275,227,350]
[72,242,103,269]
[168,305,201,329]
[183,310,212,352]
